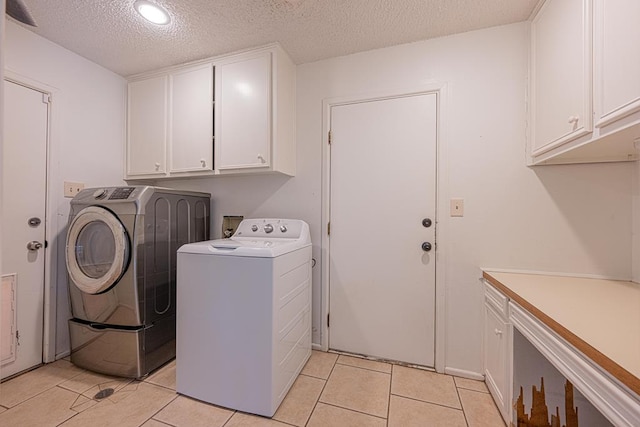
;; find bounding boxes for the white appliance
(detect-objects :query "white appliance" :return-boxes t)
[176,218,312,417]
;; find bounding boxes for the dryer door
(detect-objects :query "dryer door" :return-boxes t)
[66,206,130,295]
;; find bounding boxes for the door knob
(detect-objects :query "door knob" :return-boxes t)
[422,218,432,228]
[27,241,43,251]
[421,242,432,252]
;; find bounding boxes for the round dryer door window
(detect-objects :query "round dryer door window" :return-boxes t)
[66,206,130,294]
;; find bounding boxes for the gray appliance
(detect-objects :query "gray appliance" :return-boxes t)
[66,186,210,378]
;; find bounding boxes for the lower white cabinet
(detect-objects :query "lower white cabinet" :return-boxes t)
[483,282,512,424]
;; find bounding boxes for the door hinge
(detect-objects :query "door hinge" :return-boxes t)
[328,130,332,145]
[327,313,330,328]
[327,222,331,236]
[16,330,20,346]
[42,93,51,104]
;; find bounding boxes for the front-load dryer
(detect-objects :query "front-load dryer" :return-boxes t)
[66,186,210,378]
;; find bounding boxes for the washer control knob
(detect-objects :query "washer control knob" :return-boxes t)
[251,225,258,232]
[264,224,274,233]
[280,225,288,233]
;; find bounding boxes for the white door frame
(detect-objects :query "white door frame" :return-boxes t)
[4,69,59,364]
[320,84,449,373]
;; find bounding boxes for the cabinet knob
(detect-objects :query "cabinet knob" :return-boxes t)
[154,162,160,171]
[257,154,265,164]
[494,328,503,336]
[567,116,579,124]
[200,158,206,168]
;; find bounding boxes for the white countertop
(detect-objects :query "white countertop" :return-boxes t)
[483,270,640,396]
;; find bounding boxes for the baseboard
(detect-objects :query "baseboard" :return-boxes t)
[55,350,71,360]
[311,343,323,351]
[444,367,485,381]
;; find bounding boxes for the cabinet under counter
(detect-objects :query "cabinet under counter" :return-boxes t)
[482,270,640,426]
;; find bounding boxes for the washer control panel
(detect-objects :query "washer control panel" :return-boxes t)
[235,219,303,239]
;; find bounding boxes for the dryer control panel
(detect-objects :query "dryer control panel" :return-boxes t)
[108,187,136,200]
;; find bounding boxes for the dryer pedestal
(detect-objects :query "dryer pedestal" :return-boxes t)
[69,315,176,378]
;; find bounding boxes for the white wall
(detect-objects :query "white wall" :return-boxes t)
[634,162,640,283]
[4,18,632,373]
[162,22,634,376]
[4,19,126,358]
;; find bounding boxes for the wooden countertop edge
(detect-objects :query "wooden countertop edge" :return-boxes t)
[482,271,640,397]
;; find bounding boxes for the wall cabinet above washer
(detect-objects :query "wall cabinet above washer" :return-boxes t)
[125,44,295,180]
[528,0,640,165]
[215,46,296,176]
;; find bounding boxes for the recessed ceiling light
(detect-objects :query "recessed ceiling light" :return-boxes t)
[134,0,171,25]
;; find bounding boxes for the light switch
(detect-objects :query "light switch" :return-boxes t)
[64,181,85,198]
[450,199,464,217]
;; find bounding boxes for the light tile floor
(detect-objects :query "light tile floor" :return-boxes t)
[0,351,505,426]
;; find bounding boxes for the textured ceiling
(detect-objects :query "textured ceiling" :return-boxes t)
[12,0,538,77]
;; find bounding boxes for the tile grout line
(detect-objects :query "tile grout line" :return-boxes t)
[303,354,338,427]
[334,361,392,375]
[139,393,180,427]
[454,381,470,427]
[53,386,84,427]
[458,387,507,427]
[389,392,465,412]
[0,381,62,410]
[386,365,394,427]
[220,410,239,427]
[456,386,489,394]
[314,401,388,422]
[453,377,490,394]
[330,362,392,377]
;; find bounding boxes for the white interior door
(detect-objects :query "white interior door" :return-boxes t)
[1,80,48,379]
[329,93,437,367]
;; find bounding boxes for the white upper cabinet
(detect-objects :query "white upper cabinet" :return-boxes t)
[125,43,295,180]
[216,52,271,170]
[530,0,593,157]
[127,65,213,179]
[169,63,214,173]
[127,76,168,177]
[215,45,296,176]
[594,0,640,128]
[529,0,640,165]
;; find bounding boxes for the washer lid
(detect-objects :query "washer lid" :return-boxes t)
[178,218,311,258]
[178,238,309,258]
[66,206,130,294]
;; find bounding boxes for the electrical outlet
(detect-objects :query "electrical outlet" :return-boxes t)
[450,198,464,217]
[64,181,85,198]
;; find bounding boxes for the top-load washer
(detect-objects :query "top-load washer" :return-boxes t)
[66,186,210,378]
[176,218,312,417]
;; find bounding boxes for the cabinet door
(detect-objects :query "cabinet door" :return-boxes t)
[594,0,640,127]
[531,0,593,155]
[169,64,213,173]
[484,303,509,422]
[216,53,271,170]
[127,76,168,176]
